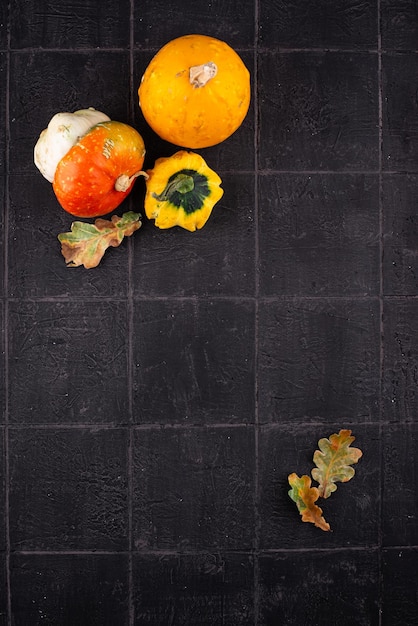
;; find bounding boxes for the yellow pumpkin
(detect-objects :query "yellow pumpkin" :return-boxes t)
[138,34,251,149]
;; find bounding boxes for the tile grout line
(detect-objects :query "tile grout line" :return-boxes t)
[3,294,416,304]
[253,1,260,624]
[4,544,391,556]
[377,1,384,624]
[6,544,392,556]
[4,4,11,624]
[128,3,135,624]
[4,4,12,624]
[8,45,418,54]
[4,419,392,430]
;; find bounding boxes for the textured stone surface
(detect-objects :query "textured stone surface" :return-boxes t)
[259,550,379,625]
[132,426,255,550]
[382,53,418,171]
[133,553,254,625]
[1,1,417,624]
[258,51,378,171]
[10,554,129,626]
[259,0,378,49]
[9,428,129,550]
[132,299,255,424]
[382,548,418,625]
[382,424,418,546]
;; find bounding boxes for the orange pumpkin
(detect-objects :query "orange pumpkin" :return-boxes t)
[138,34,251,149]
[53,121,146,218]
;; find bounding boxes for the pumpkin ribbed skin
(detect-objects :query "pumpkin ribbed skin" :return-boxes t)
[53,121,145,218]
[138,34,251,149]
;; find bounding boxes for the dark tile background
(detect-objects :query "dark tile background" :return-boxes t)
[1,1,417,625]
[10,553,129,625]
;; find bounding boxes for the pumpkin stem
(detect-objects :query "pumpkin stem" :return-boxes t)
[152,173,195,201]
[189,62,217,88]
[115,170,148,192]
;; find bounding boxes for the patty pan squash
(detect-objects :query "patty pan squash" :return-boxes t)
[144,151,223,231]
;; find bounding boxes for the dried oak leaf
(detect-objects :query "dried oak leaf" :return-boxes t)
[58,211,142,269]
[311,429,363,499]
[288,473,331,532]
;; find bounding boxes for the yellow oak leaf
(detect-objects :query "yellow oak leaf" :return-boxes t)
[288,473,331,532]
[311,429,363,499]
[58,211,141,269]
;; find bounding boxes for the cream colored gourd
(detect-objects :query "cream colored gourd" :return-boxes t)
[34,107,110,182]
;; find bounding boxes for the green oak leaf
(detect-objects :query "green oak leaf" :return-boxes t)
[58,211,141,269]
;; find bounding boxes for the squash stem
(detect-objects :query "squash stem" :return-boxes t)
[189,62,217,87]
[115,170,148,192]
[152,173,195,201]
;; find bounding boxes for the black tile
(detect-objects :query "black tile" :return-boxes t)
[0,553,6,626]
[259,0,377,49]
[8,301,129,424]
[258,550,379,626]
[10,554,129,626]
[0,4,7,50]
[383,174,418,296]
[132,427,255,550]
[132,299,255,424]
[0,305,4,424]
[381,1,418,51]
[10,51,130,175]
[383,53,418,171]
[134,51,255,171]
[258,299,380,423]
[259,173,380,296]
[9,428,128,550]
[382,299,418,422]
[0,54,5,170]
[8,174,132,298]
[382,424,418,546]
[258,423,379,549]
[134,1,255,48]
[259,51,378,171]
[132,173,255,297]
[10,0,130,49]
[382,548,418,625]
[0,428,4,551]
[0,177,4,298]
[133,553,254,625]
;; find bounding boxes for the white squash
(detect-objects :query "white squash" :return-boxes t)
[34,107,111,182]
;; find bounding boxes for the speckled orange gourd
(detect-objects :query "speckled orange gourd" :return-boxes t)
[138,34,251,149]
[53,121,146,218]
